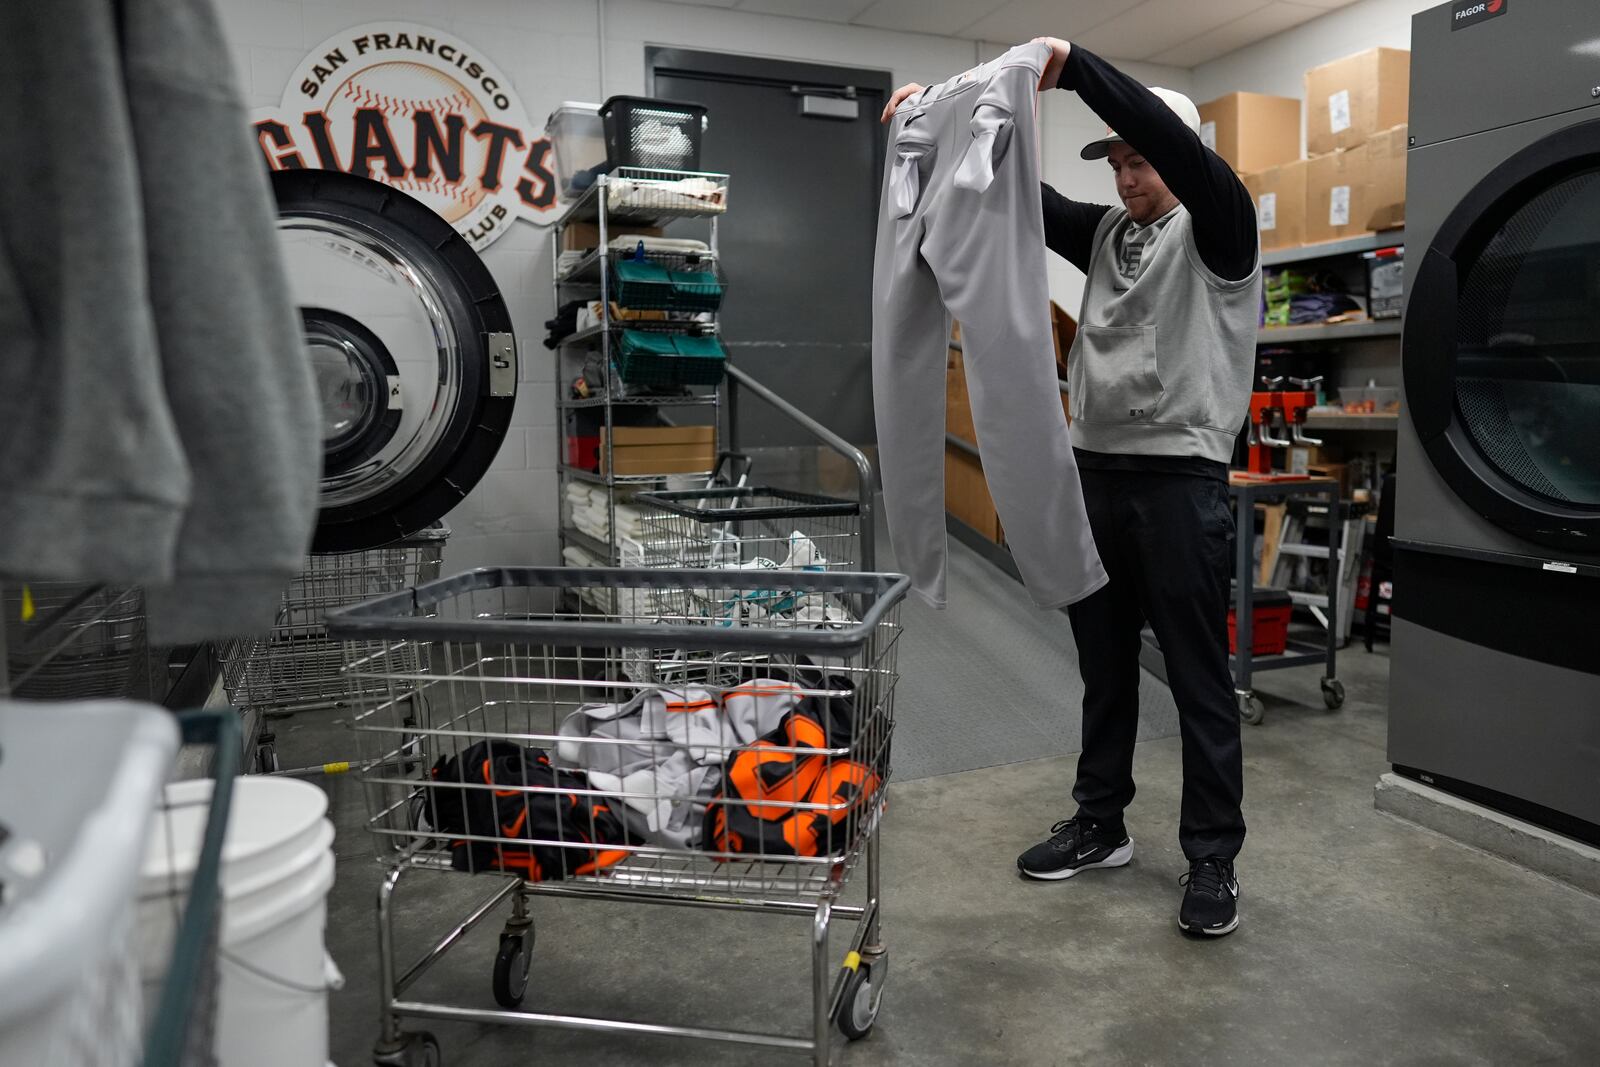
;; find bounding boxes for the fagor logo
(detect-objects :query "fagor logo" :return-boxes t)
[1452,0,1506,30]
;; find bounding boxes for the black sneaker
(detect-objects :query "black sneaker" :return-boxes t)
[1016,817,1133,880]
[1178,858,1240,936]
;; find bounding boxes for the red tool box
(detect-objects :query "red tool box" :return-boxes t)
[1228,585,1294,656]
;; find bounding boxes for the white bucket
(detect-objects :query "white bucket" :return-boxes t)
[139,777,337,1067]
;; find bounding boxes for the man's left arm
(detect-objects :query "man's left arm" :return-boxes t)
[1055,45,1258,282]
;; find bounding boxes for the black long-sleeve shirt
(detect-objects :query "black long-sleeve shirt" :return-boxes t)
[1042,46,1257,283]
[1045,46,1258,480]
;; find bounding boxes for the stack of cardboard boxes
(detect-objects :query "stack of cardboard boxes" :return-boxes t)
[1203,47,1410,255]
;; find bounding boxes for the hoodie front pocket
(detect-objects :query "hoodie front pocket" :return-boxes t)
[1074,324,1163,423]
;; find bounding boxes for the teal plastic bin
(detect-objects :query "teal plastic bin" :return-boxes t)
[611,257,724,312]
[667,269,723,313]
[616,329,727,387]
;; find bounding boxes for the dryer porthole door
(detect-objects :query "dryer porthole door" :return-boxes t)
[1406,118,1600,554]
[272,171,517,553]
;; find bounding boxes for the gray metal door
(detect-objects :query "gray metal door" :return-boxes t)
[649,50,890,451]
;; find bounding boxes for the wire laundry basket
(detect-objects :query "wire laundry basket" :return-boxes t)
[636,486,863,572]
[218,525,447,773]
[325,566,906,1066]
[2,583,148,701]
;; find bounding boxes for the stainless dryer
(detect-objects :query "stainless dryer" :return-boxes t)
[1394,0,1600,842]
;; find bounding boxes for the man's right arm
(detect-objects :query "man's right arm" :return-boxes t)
[1042,182,1111,274]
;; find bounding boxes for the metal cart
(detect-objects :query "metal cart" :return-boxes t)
[1227,479,1346,724]
[219,524,448,774]
[327,566,907,1067]
[1139,478,1345,725]
[636,486,863,571]
[2,583,149,701]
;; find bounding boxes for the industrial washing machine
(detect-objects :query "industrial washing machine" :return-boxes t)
[1393,0,1600,844]
[273,171,518,552]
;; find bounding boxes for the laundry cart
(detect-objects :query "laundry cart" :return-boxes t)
[2,583,149,701]
[219,524,449,773]
[636,486,863,572]
[327,566,907,1067]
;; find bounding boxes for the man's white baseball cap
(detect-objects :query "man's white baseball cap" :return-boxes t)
[1080,87,1201,159]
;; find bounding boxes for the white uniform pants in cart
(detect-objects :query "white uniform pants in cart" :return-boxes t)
[872,41,1107,609]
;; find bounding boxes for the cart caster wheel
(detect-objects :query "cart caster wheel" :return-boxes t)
[398,732,422,773]
[374,1031,439,1067]
[1322,678,1346,710]
[256,742,280,774]
[1237,693,1266,726]
[838,955,886,1041]
[492,929,533,1008]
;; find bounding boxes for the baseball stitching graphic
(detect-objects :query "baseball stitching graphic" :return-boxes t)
[325,61,490,222]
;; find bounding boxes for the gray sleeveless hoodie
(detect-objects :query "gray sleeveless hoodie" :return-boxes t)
[1066,204,1261,464]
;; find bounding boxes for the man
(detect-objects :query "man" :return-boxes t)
[883,38,1259,937]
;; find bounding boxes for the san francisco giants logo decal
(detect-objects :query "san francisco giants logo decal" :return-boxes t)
[253,25,556,250]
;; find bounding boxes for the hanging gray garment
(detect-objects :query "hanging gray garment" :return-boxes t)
[0,2,191,582]
[123,0,321,642]
[871,41,1107,610]
[0,0,319,643]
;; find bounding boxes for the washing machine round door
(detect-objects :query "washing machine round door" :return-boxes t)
[273,171,517,552]
[1406,118,1600,554]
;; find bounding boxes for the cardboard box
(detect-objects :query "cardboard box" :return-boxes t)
[1243,160,1308,251]
[1305,47,1410,157]
[1308,462,1350,498]
[947,327,976,444]
[1365,124,1408,232]
[1198,92,1302,174]
[561,221,664,252]
[944,446,1002,544]
[1305,144,1371,245]
[1290,444,1339,475]
[600,425,715,476]
[1050,301,1076,381]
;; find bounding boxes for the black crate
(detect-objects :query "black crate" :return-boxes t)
[600,96,707,171]
[1365,249,1405,320]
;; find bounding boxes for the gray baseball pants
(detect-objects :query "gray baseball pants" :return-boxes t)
[871,41,1106,609]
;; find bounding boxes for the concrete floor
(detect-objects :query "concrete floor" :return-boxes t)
[284,643,1600,1066]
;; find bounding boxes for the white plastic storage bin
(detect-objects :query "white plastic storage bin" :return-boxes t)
[0,699,180,1067]
[547,101,606,199]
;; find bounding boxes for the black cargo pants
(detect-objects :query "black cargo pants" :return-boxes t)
[1066,466,1246,861]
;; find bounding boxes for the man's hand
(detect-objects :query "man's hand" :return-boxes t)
[881,83,925,124]
[1031,37,1071,90]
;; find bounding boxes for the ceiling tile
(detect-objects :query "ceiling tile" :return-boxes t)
[736,0,875,19]
[852,0,1010,38]
[1074,0,1270,60]
[1150,1,1324,68]
[648,0,741,7]
[956,0,1136,44]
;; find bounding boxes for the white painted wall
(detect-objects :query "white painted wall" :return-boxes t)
[213,0,1186,570]
[1190,0,1433,151]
